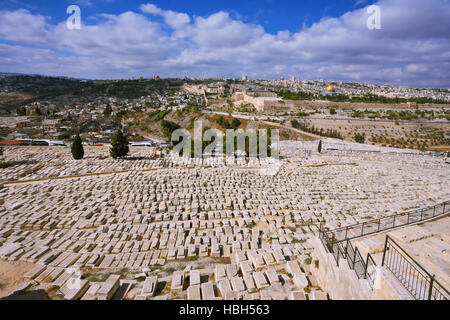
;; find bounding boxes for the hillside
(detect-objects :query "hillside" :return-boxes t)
[126,109,313,143]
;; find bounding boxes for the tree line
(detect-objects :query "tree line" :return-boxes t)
[71,129,129,160]
[276,90,449,104]
[291,119,343,139]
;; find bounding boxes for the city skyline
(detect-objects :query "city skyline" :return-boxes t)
[0,0,449,87]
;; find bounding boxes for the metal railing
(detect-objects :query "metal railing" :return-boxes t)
[318,201,449,297]
[319,226,377,289]
[322,200,449,244]
[382,235,449,300]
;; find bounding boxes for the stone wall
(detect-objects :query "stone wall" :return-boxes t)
[280,100,450,110]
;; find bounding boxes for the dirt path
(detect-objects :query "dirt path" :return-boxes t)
[260,120,320,140]
[0,259,35,298]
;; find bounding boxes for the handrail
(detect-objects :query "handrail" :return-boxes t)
[329,200,448,233]
[318,201,450,298]
[322,200,449,244]
[319,225,377,289]
[381,235,449,300]
[382,235,430,276]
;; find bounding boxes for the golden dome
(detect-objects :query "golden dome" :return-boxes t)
[326,85,335,91]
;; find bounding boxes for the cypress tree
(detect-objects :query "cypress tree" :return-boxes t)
[110,129,129,159]
[71,134,84,160]
[318,140,322,154]
[104,105,112,116]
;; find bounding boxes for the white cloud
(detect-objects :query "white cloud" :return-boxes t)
[0,0,449,87]
[140,3,190,29]
[185,12,265,48]
[0,9,50,45]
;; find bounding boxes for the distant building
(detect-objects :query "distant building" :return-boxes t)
[321,85,338,96]
[233,91,285,112]
[242,74,248,81]
[130,141,154,147]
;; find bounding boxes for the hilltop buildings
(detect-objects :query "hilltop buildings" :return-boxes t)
[233,91,284,112]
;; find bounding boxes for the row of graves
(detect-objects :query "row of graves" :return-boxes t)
[0,144,449,299]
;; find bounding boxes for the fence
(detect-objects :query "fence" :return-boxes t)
[322,201,449,244]
[382,235,449,300]
[319,227,377,289]
[318,200,449,293]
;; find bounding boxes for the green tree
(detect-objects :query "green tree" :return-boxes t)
[104,105,112,116]
[318,140,322,153]
[58,132,71,141]
[110,129,129,159]
[16,106,26,116]
[216,116,231,129]
[161,120,181,141]
[231,118,242,129]
[71,134,84,160]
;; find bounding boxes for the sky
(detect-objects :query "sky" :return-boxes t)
[0,0,449,87]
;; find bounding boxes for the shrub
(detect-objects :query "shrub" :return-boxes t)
[216,116,231,129]
[0,161,16,169]
[161,120,181,140]
[154,110,171,122]
[231,118,242,129]
[354,133,366,144]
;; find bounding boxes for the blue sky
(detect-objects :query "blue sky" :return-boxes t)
[1,0,379,34]
[0,0,449,87]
